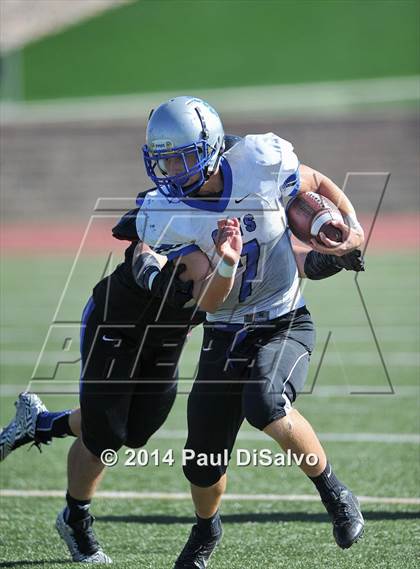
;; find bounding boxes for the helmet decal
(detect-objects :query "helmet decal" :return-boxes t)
[149,139,174,152]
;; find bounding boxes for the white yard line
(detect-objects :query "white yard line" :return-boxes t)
[0,392,418,444]
[0,489,418,505]
[1,350,418,366]
[154,430,420,444]
[1,325,418,344]
[1,76,418,124]
[1,383,418,399]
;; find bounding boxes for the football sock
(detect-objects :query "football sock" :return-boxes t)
[195,510,222,538]
[309,462,344,502]
[35,410,74,442]
[65,491,91,524]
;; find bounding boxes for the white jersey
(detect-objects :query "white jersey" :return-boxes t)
[136,133,305,323]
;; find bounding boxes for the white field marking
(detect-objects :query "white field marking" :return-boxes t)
[1,384,418,399]
[0,388,417,444]
[1,325,418,344]
[0,489,419,505]
[3,326,415,344]
[1,350,418,366]
[1,76,418,125]
[1,328,417,349]
[151,430,420,444]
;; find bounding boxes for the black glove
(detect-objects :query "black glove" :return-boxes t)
[150,262,194,308]
[333,249,365,272]
[304,249,365,280]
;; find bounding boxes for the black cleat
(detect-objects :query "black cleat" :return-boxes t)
[56,508,112,563]
[323,488,364,549]
[173,524,222,568]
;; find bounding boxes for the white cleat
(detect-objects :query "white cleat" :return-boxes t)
[0,392,48,461]
[56,508,113,564]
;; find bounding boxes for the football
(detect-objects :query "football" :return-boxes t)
[286,191,344,246]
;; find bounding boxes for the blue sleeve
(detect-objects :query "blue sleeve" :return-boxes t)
[281,169,301,197]
[161,244,201,260]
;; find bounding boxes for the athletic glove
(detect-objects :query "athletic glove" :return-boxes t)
[133,251,194,308]
[304,249,365,280]
[151,262,194,308]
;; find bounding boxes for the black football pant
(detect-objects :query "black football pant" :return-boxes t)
[183,306,315,487]
[79,275,200,458]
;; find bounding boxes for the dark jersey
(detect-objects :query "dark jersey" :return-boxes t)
[91,210,204,328]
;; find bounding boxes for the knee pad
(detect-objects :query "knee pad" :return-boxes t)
[182,460,226,488]
[124,432,150,449]
[243,390,290,431]
[81,429,126,459]
[182,441,229,487]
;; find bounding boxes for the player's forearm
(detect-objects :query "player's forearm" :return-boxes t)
[293,245,310,277]
[196,262,237,313]
[299,164,355,216]
[133,241,167,269]
[132,241,167,290]
[299,164,364,242]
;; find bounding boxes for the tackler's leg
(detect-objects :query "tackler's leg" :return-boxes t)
[0,393,80,461]
[56,297,138,564]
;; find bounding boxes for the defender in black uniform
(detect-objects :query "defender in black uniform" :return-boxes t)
[79,239,204,460]
[55,212,206,563]
[0,204,206,563]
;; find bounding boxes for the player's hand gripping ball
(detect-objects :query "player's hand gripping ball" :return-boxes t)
[286,192,344,247]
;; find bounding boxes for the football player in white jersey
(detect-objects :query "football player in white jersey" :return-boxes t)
[134,96,365,568]
[0,97,364,566]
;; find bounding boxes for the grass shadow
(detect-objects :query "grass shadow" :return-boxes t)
[96,509,420,525]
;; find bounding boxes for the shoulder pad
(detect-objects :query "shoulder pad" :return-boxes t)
[242,133,295,167]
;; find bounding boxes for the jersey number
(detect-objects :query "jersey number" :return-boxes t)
[211,228,260,303]
[239,238,260,302]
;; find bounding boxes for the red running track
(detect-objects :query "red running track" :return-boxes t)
[1,214,418,255]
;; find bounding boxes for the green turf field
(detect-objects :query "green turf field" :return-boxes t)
[0,251,419,567]
[1,0,419,101]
